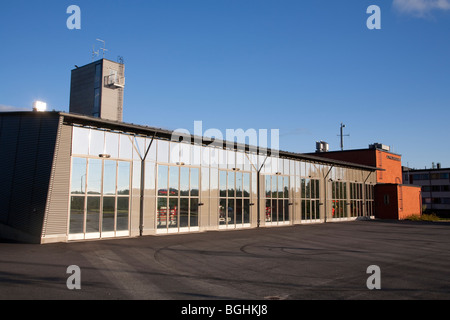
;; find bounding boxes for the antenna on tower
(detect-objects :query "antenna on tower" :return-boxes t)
[91,45,99,61]
[337,122,350,151]
[96,38,108,58]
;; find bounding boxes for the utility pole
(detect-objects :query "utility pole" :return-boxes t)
[338,123,350,151]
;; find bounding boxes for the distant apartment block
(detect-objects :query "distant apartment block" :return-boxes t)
[403,165,450,216]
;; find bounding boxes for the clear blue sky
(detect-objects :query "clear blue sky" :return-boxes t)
[1,0,449,169]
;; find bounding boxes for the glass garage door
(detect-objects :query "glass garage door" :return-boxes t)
[264,174,290,225]
[157,165,200,233]
[69,157,131,240]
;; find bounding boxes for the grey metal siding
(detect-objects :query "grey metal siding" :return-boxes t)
[42,120,72,238]
[0,113,60,241]
[0,115,20,224]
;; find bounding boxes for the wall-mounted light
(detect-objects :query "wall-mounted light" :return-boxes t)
[99,154,111,158]
[33,101,47,112]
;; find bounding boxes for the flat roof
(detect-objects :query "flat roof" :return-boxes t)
[403,167,450,172]
[0,111,379,171]
[306,147,402,157]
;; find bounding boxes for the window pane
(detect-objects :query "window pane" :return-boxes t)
[243,199,250,224]
[180,198,189,227]
[219,198,227,225]
[284,199,289,221]
[301,200,306,220]
[180,167,190,196]
[102,197,115,232]
[119,134,133,159]
[103,160,116,195]
[72,127,90,155]
[105,132,119,159]
[145,161,156,193]
[157,140,169,163]
[228,171,235,198]
[147,138,157,161]
[117,197,129,231]
[202,147,210,167]
[168,198,178,228]
[180,143,190,164]
[235,198,243,224]
[266,199,272,222]
[118,161,130,195]
[87,159,102,194]
[202,167,209,196]
[89,129,104,156]
[134,137,146,160]
[301,179,306,198]
[93,88,100,116]
[170,142,180,164]
[278,199,284,221]
[284,176,289,198]
[157,197,168,229]
[86,196,100,233]
[220,171,227,197]
[71,158,87,194]
[236,172,243,197]
[190,168,199,197]
[169,166,179,197]
[228,199,235,224]
[316,180,320,199]
[191,145,201,166]
[265,175,271,198]
[271,198,277,222]
[69,196,85,234]
[243,173,250,197]
[278,175,283,198]
[158,165,169,196]
[210,148,219,168]
[210,168,218,193]
[190,198,199,227]
[272,175,277,198]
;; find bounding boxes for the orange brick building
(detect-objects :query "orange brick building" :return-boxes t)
[309,144,422,220]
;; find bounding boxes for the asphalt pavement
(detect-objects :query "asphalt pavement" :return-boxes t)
[1,220,450,301]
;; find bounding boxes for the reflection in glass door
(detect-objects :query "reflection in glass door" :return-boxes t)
[264,174,290,226]
[219,170,251,229]
[69,157,131,240]
[157,165,200,233]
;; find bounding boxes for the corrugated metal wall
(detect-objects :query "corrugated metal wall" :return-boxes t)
[41,119,72,241]
[0,113,60,242]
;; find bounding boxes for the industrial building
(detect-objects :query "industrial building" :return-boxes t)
[309,143,422,220]
[0,59,384,244]
[0,109,380,244]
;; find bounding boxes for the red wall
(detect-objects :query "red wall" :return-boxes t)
[375,184,422,219]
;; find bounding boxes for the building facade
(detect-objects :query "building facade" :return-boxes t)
[309,144,422,220]
[403,166,450,217]
[0,112,377,244]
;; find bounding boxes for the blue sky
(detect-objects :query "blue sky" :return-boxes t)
[1,0,449,169]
